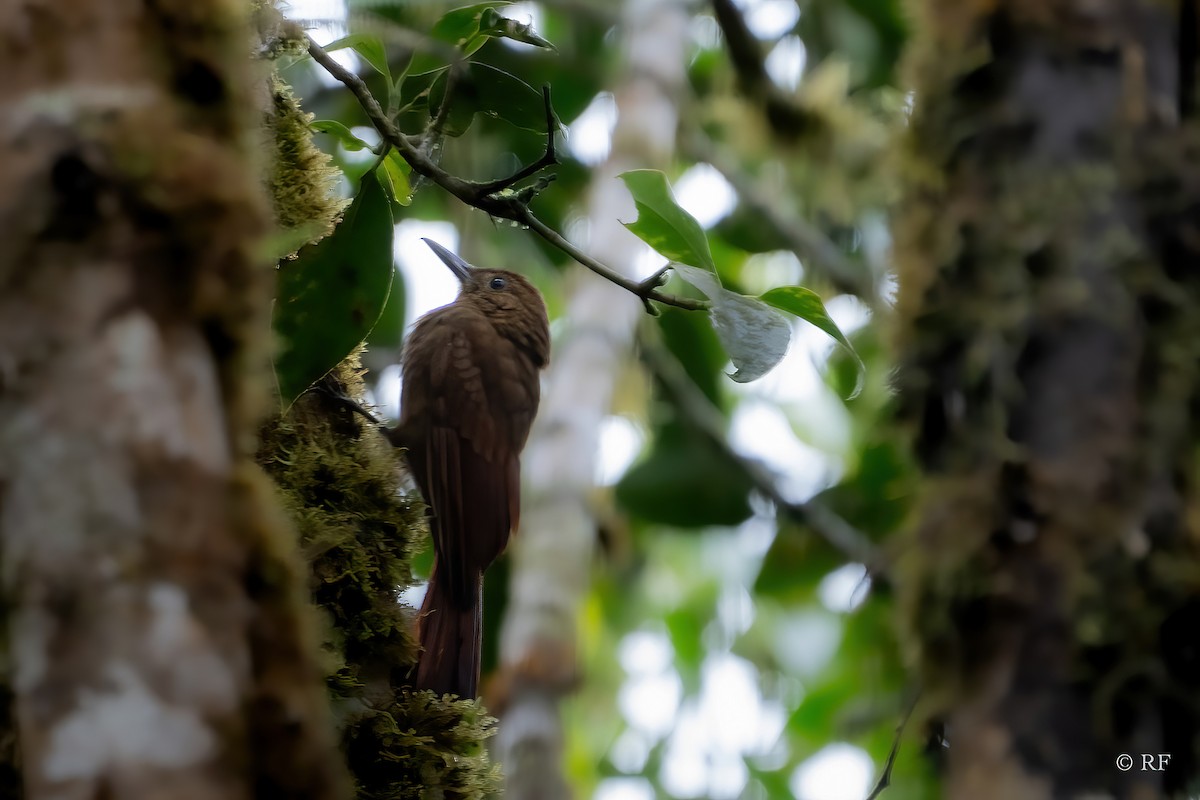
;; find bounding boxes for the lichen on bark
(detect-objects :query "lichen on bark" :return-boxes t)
[0,0,347,796]
[892,2,1200,797]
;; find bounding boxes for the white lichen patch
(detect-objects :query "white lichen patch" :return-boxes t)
[104,311,231,473]
[10,606,53,692]
[146,583,241,710]
[43,663,216,781]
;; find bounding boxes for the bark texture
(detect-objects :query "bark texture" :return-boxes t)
[0,1,345,797]
[493,0,689,796]
[895,1,1200,798]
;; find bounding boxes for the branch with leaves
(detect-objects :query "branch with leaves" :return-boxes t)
[305,38,707,312]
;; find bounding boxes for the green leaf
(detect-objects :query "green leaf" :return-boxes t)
[615,424,755,528]
[365,266,406,351]
[478,7,556,49]
[761,286,865,398]
[379,150,413,206]
[433,1,514,48]
[406,2,514,74]
[618,170,716,272]
[657,308,726,408]
[674,265,792,383]
[430,64,547,136]
[324,33,390,81]
[324,33,392,109]
[310,120,372,151]
[395,68,444,116]
[273,172,395,407]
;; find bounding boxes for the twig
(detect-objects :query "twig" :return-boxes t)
[425,60,463,143]
[864,690,920,800]
[682,131,877,302]
[471,86,560,196]
[710,0,814,139]
[864,693,919,800]
[306,36,707,312]
[641,337,883,570]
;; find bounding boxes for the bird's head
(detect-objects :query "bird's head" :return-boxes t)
[423,238,550,367]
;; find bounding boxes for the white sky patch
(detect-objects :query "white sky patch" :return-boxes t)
[744,0,801,40]
[399,582,428,608]
[824,294,872,338]
[342,125,381,165]
[281,0,355,82]
[742,250,804,295]
[618,629,681,738]
[660,654,786,799]
[633,244,668,281]
[790,743,874,800]
[595,777,655,800]
[372,363,402,421]
[715,585,755,640]
[597,416,644,485]
[619,630,675,676]
[765,35,807,91]
[394,220,462,326]
[568,92,617,166]
[818,563,870,613]
[772,611,841,679]
[730,401,836,504]
[609,728,652,774]
[618,669,682,739]
[673,163,736,230]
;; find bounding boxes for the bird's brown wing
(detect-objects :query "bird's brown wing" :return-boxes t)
[400,306,534,607]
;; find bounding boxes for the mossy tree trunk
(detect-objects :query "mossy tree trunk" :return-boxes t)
[0,1,345,797]
[895,2,1200,798]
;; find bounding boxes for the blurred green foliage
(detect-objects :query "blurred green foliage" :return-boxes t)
[269,0,932,796]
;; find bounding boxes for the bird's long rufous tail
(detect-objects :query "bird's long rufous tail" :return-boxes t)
[414,559,482,699]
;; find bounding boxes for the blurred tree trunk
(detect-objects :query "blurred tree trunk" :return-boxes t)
[895,2,1200,798]
[493,0,689,795]
[0,2,345,798]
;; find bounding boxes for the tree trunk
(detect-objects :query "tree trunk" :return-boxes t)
[895,2,1200,797]
[0,2,345,797]
[493,0,690,795]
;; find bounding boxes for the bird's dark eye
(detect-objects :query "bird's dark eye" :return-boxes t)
[489,276,507,290]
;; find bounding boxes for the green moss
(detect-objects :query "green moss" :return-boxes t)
[343,691,501,800]
[259,357,424,677]
[265,74,348,248]
[258,356,501,798]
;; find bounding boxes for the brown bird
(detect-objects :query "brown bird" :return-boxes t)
[395,239,549,699]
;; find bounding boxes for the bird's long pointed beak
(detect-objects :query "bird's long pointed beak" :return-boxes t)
[422,238,473,283]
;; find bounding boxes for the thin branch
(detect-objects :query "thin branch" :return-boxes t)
[682,130,877,303]
[864,690,920,800]
[471,86,560,197]
[306,36,707,312]
[425,60,463,143]
[710,0,814,139]
[641,337,884,571]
